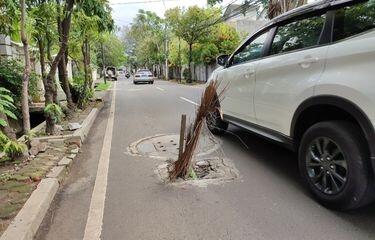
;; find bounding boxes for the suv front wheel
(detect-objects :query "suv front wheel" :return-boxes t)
[298,121,374,210]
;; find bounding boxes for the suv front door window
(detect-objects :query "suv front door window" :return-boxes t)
[220,30,270,122]
[231,32,269,65]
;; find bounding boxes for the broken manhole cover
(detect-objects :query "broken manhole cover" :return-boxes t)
[126,133,239,186]
[126,134,221,160]
[156,157,239,187]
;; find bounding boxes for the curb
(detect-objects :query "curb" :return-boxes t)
[73,108,99,143]
[0,104,103,240]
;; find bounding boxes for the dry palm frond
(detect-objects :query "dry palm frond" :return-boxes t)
[169,80,226,181]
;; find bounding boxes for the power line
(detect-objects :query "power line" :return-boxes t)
[110,0,178,5]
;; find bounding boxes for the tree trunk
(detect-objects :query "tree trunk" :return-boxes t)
[45,0,74,135]
[20,0,31,134]
[58,54,74,110]
[188,43,193,83]
[56,3,74,112]
[79,38,89,109]
[37,38,47,86]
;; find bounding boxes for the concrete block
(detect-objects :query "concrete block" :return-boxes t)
[58,157,72,167]
[46,166,66,181]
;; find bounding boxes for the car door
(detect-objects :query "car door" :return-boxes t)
[254,12,330,135]
[219,30,270,123]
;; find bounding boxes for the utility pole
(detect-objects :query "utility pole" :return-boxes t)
[162,0,169,81]
[101,41,106,84]
[165,30,169,81]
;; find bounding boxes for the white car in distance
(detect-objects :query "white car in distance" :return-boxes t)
[133,69,154,84]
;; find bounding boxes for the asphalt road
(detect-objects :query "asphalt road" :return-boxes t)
[36,77,375,240]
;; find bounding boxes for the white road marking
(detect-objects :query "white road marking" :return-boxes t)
[179,97,199,106]
[126,89,142,92]
[156,87,165,91]
[83,82,116,240]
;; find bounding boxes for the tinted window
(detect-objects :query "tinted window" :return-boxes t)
[270,14,326,55]
[232,31,269,65]
[333,1,375,41]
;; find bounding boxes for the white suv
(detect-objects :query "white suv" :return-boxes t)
[207,0,375,210]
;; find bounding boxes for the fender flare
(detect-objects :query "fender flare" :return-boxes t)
[291,95,375,160]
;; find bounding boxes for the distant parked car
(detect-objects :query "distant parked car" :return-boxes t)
[133,69,154,84]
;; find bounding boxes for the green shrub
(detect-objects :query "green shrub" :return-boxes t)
[44,103,64,124]
[3,140,26,158]
[73,73,93,108]
[0,59,39,105]
[0,131,26,159]
[0,87,17,127]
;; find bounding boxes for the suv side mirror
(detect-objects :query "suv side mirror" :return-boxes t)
[216,54,229,67]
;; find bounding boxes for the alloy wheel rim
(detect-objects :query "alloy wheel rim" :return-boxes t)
[306,137,348,195]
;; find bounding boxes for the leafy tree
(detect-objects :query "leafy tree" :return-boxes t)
[0,0,19,34]
[29,1,57,89]
[207,0,307,19]
[126,10,166,75]
[44,0,75,134]
[165,6,220,82]
[97,33,127,69]
[72,0,114,109]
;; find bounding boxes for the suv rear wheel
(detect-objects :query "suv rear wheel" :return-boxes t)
[298,121,374,210]
[206,109,228,135]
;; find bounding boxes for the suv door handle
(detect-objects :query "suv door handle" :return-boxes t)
[298,57,319,68]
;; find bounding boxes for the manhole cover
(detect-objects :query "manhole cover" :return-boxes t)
[126,134,221,160]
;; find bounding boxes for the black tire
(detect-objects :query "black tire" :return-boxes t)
[151,81,154,84]
[298,121,374,210]
[133,81,137,85]
[206,109,228,135]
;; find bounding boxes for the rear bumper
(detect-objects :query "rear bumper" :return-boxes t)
[134,78,153,82]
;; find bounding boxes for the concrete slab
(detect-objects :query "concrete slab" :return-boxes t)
[46,166,66,181]
[58,157,72,167]
[0,178,59,240]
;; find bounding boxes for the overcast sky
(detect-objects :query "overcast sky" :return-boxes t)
[109,0,235,28]
[109,0,317,28]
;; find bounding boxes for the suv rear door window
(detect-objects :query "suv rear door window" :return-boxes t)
[333,1,375,42]
[270,14,326,55]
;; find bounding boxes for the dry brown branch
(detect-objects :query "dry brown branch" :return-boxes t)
[169,80,226,181]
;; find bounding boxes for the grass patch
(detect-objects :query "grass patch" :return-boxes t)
[95,82,112,91]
